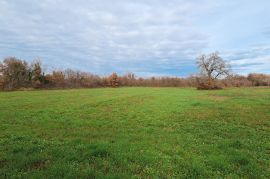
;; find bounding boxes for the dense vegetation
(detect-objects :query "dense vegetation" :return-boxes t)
[0,57,269,90]
[0,88,269,178]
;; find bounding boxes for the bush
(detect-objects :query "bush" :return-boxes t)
[197,83,222,90]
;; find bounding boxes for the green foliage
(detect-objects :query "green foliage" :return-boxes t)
[0,88,269,178]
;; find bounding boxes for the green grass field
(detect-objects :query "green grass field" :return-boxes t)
[0,88,269,178]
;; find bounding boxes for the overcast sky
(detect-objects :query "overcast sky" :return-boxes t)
[0,0,269,76]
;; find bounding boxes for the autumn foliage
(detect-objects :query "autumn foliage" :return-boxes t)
[0,57,269,90]
[108,73,119,87]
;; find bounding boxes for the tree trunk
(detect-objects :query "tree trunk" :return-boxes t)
[207,75,212,87]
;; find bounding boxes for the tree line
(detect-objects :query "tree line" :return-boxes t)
[0,56,269,90]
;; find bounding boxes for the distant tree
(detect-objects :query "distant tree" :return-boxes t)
[108,73,119,87]
[2,56,270,91]
[52,71,65,87]
[0,72,4,90]
[43,74,53,87]
[80,73,103,87]
[186,75,198,87]
[64,69,82,87]
[247,73,270,86]
[121,73,136,86]
[0,57,31,90]
[31,60,44,88]
[196,52,230,89]
[223,74,252,87]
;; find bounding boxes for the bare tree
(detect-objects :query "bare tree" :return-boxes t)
[196,52,230,88]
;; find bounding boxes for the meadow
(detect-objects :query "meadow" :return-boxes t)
[0,87,269,178]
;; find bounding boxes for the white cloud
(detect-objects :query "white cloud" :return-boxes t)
[0,0,269,76]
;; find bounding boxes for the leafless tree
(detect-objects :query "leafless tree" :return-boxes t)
[2,56,270,91]
[196,52,230,88]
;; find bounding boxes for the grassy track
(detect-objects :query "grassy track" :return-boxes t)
[0,88,269,178]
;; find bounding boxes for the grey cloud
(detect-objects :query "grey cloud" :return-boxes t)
[0,0,269,76]
[223,45,270,74]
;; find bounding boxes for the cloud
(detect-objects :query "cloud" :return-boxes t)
[0,0,269,76]
[223,45,270,74]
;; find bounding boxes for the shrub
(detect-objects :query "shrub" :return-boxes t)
[197,82,222,90]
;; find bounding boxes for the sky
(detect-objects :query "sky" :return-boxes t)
[0,0,269,77]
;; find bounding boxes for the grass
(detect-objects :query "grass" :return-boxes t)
[0,87,269,178]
